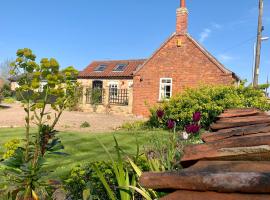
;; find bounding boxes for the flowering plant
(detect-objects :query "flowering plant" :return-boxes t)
[185,111,201,136]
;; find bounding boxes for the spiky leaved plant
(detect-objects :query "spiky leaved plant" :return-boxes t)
[0,48,79,200]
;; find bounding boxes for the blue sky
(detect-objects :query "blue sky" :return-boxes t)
[1,0,270,83]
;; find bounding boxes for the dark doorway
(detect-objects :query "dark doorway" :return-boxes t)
[92,80,103,89]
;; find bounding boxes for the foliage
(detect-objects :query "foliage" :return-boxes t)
[0,48,78,199]
[121,121,147,131]
[68,85,83,111]
[2,139,20,160]
[0,59,13,81]
[82,136,158,200]
[80,121,91,128]
[89,88,103,112]
[149,84,270,130]
[65,161,119,200]
[0,83,13,98]
[2,97,16,104]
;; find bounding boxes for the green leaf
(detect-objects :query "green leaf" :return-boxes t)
[93,164,116,200]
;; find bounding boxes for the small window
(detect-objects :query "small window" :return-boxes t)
[113,64,127,72]
[159,78,172,100]
[94,64,107,72]
[109,83,118,98]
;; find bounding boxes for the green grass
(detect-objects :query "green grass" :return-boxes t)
[0,127,169,178]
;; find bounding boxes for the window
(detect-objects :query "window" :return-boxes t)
[109,83,118,98]
[159,78,172,100]
[94,64,107,72]
[113,64,127,72]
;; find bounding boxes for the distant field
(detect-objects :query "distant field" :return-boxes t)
[0,128,168,178]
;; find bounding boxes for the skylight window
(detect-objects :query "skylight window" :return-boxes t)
[113,64,127,72]
[94,64,107,72]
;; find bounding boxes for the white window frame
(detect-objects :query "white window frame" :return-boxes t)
[159,78,172,101]
[109,82,119,98]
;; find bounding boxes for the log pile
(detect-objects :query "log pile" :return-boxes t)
[140,108,270,200]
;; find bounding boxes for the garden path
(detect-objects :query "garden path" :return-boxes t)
[0,102,140,132]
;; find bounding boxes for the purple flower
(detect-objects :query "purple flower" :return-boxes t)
[156,109,165,119]
[185,124,200,134]
[193,112,201,122]
[167,119,175,130]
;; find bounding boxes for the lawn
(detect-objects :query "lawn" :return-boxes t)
[0,127,169,178]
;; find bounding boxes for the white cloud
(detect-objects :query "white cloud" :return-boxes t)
[218,54,234,63]
[211,23,223,29]
[199,28,212,43]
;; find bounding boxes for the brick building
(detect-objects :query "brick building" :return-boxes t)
[78,0,239,116]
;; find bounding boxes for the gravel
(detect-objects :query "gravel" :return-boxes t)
[0,103,139,133]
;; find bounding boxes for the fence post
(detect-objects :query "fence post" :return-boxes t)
[128,86,133,114]
[104,85,110,106]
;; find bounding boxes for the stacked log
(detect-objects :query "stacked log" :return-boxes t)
[140,108,270,199]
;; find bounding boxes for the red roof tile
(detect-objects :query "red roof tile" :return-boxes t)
[78,59,146,79]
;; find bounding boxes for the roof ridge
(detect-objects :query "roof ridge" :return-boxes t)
[91,59,147,63]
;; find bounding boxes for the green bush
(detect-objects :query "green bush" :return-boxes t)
[0,83,12,98]
[80,121,91,128]
[2,97,16,104]
[149,84,270,129]
[121,120,147,131]
[64,161,118,200]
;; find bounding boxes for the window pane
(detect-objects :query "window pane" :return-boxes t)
[113,64,127,72]
[94,64,107,72]
[162,79,171,84]
[160,78,172,100]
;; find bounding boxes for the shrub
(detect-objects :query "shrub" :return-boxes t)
[149,84,270,130]
[0,83,12,98]
[80,121,91,128]
[121,121,146,131]
[2,139,20,160]
[2,97,16,104]
[64,161,118,200]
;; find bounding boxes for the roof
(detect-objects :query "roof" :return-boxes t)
[78,59,146,79]
[134,33,240,81]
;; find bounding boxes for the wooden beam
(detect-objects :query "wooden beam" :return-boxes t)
[185,133,270,156]
[140,170,270,193]
[201,123,270,142]
[218,109,261,118]
[181,145,270,167]
[210,117,270,130]
[160,190,270,200]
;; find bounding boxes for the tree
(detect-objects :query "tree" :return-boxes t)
[0,59,13,82]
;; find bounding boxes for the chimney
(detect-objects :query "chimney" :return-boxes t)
[176,0,188,35]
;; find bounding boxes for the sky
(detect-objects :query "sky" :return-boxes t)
[1,0,270,84]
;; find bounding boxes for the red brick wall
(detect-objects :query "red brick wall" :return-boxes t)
[132,34,236,117]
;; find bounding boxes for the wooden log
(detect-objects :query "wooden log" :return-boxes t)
[210,117,270,130]
[201,123,270,142]
[223,108,260,113]
[140,171,270,193]
[217,115,268,123]
[181,145,270,167]
[218,109,261,118]
[186,160,270,173]
[185,133,270,156]
[160,191,270,200]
